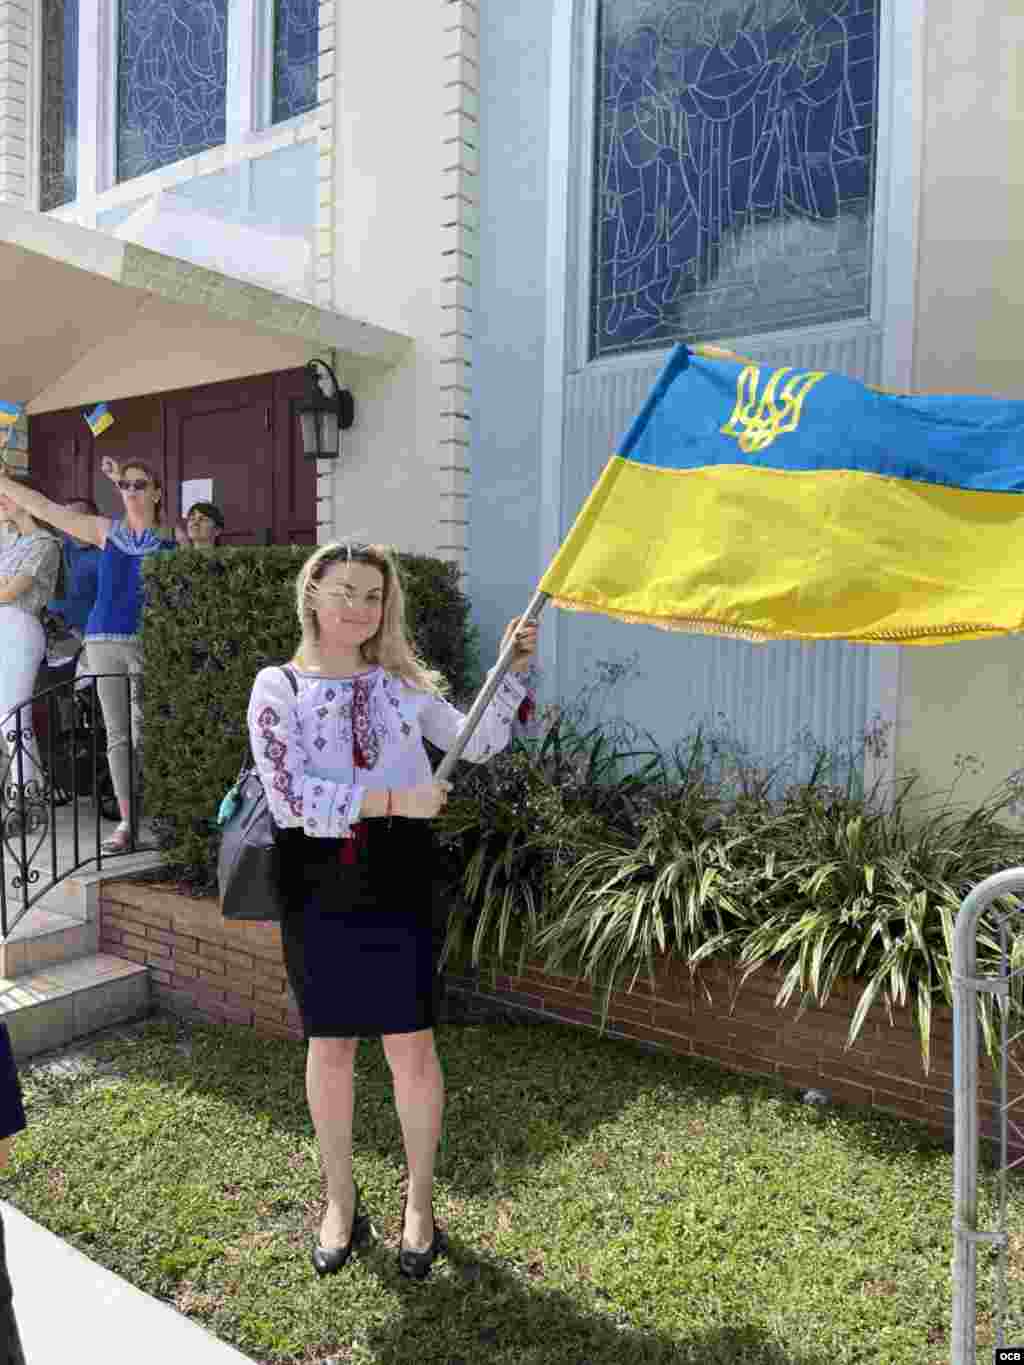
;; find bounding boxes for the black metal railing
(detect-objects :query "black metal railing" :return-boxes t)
[0,667,148,937]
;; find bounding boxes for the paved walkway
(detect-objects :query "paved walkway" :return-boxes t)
[4,1198,255,1363]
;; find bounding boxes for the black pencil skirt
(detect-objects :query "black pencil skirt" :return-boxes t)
[276,818,443,1040]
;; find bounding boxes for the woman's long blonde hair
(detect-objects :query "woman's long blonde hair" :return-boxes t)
[292,541,448,696]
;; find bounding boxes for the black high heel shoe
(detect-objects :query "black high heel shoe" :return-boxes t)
[398,1188,446,1280]
[312,1183,362,1277]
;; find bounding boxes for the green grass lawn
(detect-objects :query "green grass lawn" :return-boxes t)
[2,1010,1019,1365]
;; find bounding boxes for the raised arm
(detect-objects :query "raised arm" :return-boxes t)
[418,671,528,762]
[418,616,537,763]
[0,466,109,548]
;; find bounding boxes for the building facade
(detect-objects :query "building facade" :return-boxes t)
[469,0,1024,810]
[0,1,1021,807]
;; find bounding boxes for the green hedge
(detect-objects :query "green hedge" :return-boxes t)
[140,546,475,891]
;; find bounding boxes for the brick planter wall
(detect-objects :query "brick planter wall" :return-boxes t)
[100,882,304,1040]
[99,880,1008,1147]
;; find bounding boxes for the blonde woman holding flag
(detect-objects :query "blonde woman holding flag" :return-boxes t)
[248,541,536,1280]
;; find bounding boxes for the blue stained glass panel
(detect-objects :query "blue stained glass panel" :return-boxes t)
[117,0,228,182]
[272,0,318,124]
[592,0,881,359]
[40,0,79,211]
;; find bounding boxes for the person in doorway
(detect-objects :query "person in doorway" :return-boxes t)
[247,541,536,1281]
[0,459,175,852]
[0,482,61,808]
[0,1019,27,1365]
[183,501,224,548]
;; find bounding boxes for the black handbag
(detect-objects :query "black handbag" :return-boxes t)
[217,666,298,922]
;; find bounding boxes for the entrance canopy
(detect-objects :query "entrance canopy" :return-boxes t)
[0,203,411,414]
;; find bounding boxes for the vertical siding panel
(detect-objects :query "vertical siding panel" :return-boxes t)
[560,333,882,773]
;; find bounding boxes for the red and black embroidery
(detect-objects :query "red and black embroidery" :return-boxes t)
[258,705,302,818]
[351,675,382,769]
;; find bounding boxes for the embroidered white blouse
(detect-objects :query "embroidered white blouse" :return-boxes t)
[247,664,529,840]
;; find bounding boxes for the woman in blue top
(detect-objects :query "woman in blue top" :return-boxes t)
[0,459,175,851]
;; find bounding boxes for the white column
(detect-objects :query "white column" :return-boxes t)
[76,0,108,205]
[0,0,32,206]
[537,0,575,694]
[227,0,261,144]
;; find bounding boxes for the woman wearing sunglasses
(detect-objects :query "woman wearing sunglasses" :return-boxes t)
[0,458,175,851]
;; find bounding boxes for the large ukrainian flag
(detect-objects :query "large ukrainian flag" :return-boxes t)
[539,344,1024,645]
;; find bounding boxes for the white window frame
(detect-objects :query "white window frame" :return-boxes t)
[561,0,923,389]
[64,0,313,209]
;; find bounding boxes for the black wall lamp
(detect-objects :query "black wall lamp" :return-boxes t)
[296,359,355,460]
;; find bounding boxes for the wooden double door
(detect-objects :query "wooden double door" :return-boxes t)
[29,368,317,546]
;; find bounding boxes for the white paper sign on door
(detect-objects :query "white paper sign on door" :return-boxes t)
[180,479,214,517]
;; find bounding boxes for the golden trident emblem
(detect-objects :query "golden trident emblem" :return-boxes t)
[720,364,826,454]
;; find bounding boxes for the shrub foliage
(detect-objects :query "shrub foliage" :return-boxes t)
[435,710,1024,1071]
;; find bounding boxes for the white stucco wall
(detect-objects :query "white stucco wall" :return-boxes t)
[315,0,476,564]
[895,0,1024,810]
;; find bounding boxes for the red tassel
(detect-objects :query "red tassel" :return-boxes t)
[339,821,368,864]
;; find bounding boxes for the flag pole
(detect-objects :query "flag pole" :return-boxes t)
[435,587,550,783]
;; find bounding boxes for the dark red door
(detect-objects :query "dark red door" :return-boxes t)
[164,376,276,546]
[27,369,317,546]
[24,409,90,507]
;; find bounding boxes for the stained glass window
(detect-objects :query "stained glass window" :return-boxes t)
[39,0,79,211]
[117,0,228,182]
[272,0,318,124]
[592,0,880,359]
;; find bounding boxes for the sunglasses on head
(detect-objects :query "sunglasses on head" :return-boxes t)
[117,479,150,492]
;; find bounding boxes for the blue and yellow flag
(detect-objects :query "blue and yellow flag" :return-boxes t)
[539,344,1024,645]
[84,403,114,437]
[0,401,23,428]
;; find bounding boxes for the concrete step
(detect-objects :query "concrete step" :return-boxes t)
[0,906,96,978]
[0,954,150,1061]
[2,849,164,979]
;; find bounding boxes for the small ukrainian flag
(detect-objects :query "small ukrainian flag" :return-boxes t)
[0,401,24,428]
[84,403,115,437]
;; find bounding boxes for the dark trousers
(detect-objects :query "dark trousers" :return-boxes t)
[0,1213,25,1365]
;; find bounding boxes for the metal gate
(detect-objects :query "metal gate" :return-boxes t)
[1,669,143,938]
[952,867,1024,1361]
